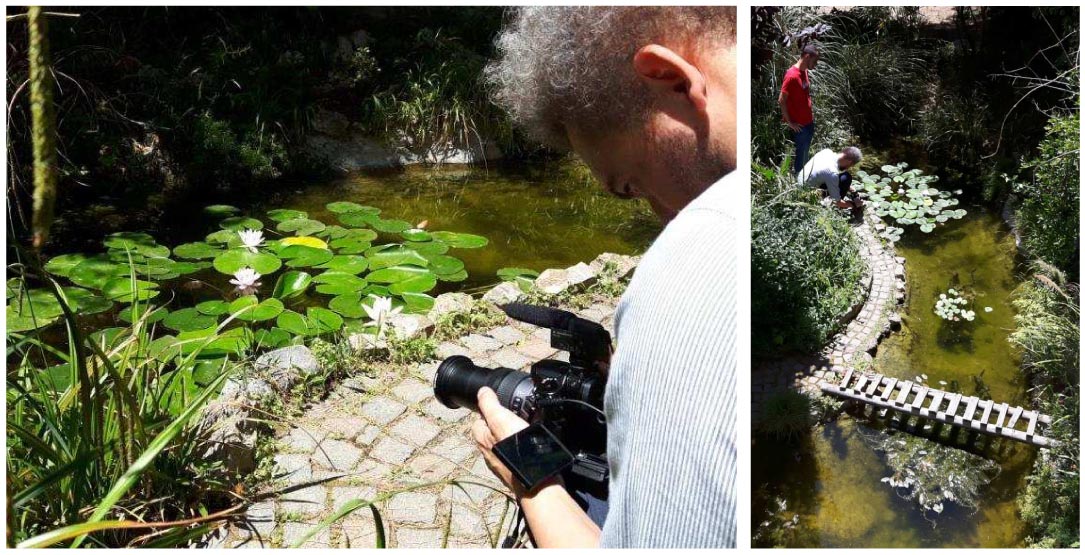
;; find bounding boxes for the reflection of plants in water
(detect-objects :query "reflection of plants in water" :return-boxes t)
[856,163,966,242]
[760,390,814,440]
[860,429,1000,525]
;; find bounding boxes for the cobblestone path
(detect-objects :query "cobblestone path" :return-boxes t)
[752,213,906,421]
[216,302,619,548]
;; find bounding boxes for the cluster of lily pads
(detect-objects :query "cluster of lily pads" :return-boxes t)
[934,288,975,322]
[855,163,967,242]
[7,201,489,356]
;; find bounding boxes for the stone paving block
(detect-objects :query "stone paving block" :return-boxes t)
[338,514,380,548]
[449,503,488,538]
[432,434,476,463]
[354,458,393,483]
[416,361,440,381]
[423,398,469,423]
[408,453,459,481]
[392,379,433,404]
[396,527,445,548]
[282,426,326,454]
[516,339,555,360]
[312,438,364,471]
[387,491,440,524]
[370,436,415,465]
[354,424,381,446]
[486,325,525,346]
[330,486,378,511]
[241,500,277,537]
[281,522,330,548]
[489,347,531,370]
[361,397,407,425]
[279,484,326,517]
[319,416,369,439]
[274,453,312,485]
[462,333,503,353]
[390,414,442,446]
[436,342,470,359]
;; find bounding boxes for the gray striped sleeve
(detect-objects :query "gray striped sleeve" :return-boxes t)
[599,177,738,548]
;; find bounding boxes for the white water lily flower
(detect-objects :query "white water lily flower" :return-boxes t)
[932,503,944,514]
[230,267,262,294]
[954,189,963,195]
[362,295,403,337]
[940,293,947,300]
[238,229,264,253]
[984,306,993,312]
[897,188,905,195]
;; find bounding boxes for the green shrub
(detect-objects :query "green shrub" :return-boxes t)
[752,201,865,356]
[1013,112,1080,278]
[1011,263,1080,547]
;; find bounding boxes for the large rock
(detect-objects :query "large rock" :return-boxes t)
[312,109,351,138]
[255,346,321,391]
[387,313,434,340]
[589,253,638,280]
[564,262,597,287]
[534,268,571,295]
[429,293,475,319]
[482,281,522,305]
[196,401,257,474]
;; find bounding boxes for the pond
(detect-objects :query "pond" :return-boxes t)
[753,208,1034,548]
[190,161,659,293]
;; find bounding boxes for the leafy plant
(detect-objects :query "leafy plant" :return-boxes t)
[934,288,976,322]
[759,391,813,440]
[855,163,966,242]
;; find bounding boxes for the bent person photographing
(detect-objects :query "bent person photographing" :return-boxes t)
[472,6,738,548]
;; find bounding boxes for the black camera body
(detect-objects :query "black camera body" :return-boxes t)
[433,303,612,498]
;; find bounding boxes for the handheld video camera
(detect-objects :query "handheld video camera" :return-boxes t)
[432,303,612,499]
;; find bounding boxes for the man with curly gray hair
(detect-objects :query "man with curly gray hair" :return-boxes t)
[470,6,737,548]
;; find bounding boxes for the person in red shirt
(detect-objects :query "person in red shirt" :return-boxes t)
[778,43,819,175]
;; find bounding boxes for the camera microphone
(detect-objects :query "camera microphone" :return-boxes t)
[500,303,575,330]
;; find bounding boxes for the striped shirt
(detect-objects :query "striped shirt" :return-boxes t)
[600,172,738,548]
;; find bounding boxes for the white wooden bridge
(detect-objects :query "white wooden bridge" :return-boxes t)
[821,369,1058,448]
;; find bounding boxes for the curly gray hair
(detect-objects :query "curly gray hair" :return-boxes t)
[485,7,736,149]
[842,146,863,164]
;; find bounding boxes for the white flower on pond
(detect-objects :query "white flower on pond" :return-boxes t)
[238,229,264,253]
[897,188,905,195]
[984,306,993,312]
[363,295,403,337]
[955,189,963,195]
[230,267,262,295]
[940,294,947,300]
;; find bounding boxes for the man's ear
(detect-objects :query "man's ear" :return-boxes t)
[632,44,708,114]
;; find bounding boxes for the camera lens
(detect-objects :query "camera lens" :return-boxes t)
[433,355,533,415]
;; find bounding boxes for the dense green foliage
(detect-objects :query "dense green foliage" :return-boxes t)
[759,391,813,440]
[751,198,864,356]
[1011,264,1080,548]
[6,7,513,250]
[1013,113,1080,279]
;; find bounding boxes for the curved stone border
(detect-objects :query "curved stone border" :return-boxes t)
[208,253,636,548]
[752,211,906,421]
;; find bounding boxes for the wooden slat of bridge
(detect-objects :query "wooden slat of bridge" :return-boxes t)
[820,371,1057,448]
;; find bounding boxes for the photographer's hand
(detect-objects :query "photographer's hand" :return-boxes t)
[472,387,601,547]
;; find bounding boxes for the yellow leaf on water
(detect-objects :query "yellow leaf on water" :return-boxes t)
[281,236,329,250]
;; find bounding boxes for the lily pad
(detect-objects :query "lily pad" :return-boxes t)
[280,245,335,268]
[213,249,282,275]
[196,300,231,316]
[307,307,343,333]
[367,245,429,270]
[219,216,264,231]
[101,277,160,303]
[281,236,329,250]
[173,242,220,260]
[313,272,369,296]
[69,256,124,288]
[338,211,380,228]
[406,240,449,256]
[427,255,465,275]
[429,231,488,249]
[328,292,367,318]
[437,269,469,282]
[370,219,411,234]
[118,304,169,324]
[266,208,308,222]
[400,229,431,242]
[400,292,436,313]
[319,225,351,240]
[366,265,432,284]
[230,296,284,322]
[276,218,326,236]
[204,204,240,217]
[8,289,65,320]
[63,288,113,315]
[316,254,368,274]
[276,310,315,336]
[390,273,436,294]
[272,270,313,299]
[254,328,292,349]
[163,307,218,332]
[44,253,91,277]
[205,229,239,245]
[327,202,380,215]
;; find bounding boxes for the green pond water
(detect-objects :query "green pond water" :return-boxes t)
[243,162,659,292]
[753,208,1035,548]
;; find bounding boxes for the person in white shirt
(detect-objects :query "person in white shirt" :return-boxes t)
[799,146,862,209]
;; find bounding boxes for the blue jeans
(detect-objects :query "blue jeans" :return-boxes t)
[791,122,815,175]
